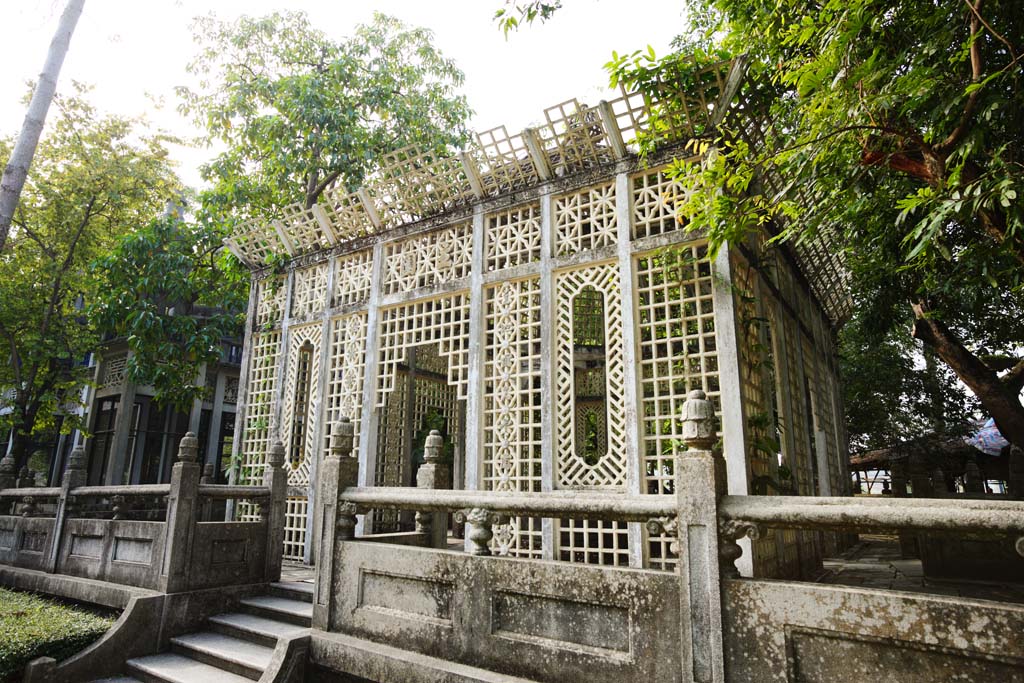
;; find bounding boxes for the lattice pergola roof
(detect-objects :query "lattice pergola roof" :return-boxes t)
[223,55,851,324]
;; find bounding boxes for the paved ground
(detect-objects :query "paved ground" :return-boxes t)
[818,534,1024,603]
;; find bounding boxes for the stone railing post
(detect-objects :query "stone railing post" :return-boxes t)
[1009,446,1024,500]
[43,445,87,573]
[964,457,984,494]
[313,417,357,631]
[672,389,727,683]
[159,432,201,593]
[415,430,451,549]
[264,441,288,582]
[0,451,16,490]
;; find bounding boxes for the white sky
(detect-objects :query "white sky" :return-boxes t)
[2,1,687,189]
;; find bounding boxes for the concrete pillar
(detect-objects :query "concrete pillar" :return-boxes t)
[43,445,87,573]
[104,369,137,485]
[652,390,728,683]
[264,441,288,582]
[313,418,357,631]
[159,433,201,593]
[415,430,451,549]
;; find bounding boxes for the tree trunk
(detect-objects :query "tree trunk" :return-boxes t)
[912,304,1024,449]
[0,0,86,252]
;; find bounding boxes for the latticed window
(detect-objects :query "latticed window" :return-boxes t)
[288,341,315,470]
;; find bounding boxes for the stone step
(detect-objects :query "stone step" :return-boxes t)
[268,580,314,603]
[126,652,253,683]
[89,677,143,683]
[208,611,310,649]
[239,595,313,627]
[170,631,274,680]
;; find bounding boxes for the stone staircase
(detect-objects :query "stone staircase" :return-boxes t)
[91,581,313,683]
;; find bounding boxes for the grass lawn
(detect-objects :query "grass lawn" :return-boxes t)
[0,587,117,682]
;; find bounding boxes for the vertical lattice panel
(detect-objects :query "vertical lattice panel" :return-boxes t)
[382,223,473,294]
[291,263,329,319]
[240,331,281,485]
[332,250,374,309]
[281,324,323,489]
[283,497,308,562]
[554,182,617,256]
[634,245,719,570]
[376,294,471,406]
[485,204,541,272]
[375,372,408,490]
[483,280,544,558]
[631,166,691,240]
[555,264,627,489]
[323,314,367,458]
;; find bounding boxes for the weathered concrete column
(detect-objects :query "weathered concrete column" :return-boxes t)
[1009,446,1024,500]
[964,457,984,494]
[264,441,288,582]
[313,417,357,631]
[159,432,201,593]
[415,430,451,549]
[674,389,726,683]
[43,446,87,573]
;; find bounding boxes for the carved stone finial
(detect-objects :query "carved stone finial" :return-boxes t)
[455,508,508,556]
[177,432,199,463]
[67,446,86,471]
[268,441,286,469]
[200,463,215,485]
[331,417,355,458]
[681,389,716,451]
[646,517,680,557]
[0,455,14,490]
[424,430,443,464]
[337,501,358,541]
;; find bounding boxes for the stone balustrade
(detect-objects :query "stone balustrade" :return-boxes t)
[0,432,289,593]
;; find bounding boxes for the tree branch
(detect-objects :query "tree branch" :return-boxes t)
[963,0,1018,61]
[1003,359,1024,397]
[310,168,342,204]
[935,1,984,155]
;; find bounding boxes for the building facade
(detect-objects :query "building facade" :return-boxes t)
[227,57,851,575]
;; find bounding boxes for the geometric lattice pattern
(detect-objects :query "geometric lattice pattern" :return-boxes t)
[240,331,281,485]
[631,166,690,240]
[291,263,328,319]
[635,245,720,496]
[283,496,308,562]
[376,294,471,406]
[486,204,541,272]
[558,518,630,567]
[322,314,367,458]
[555,264,627,489]
[482,279,545,560]
[281,324,322,488]
[255,277,286,329]
[333,250,373,309]
[383,222,473,295]
[99,353,128,389]
[554,182,617,256]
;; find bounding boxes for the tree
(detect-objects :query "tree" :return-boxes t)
[90,214,248,410]
[598,0,1024,448]
[0,89,180,465]
[0,0,86,253]
[177,10,472,222]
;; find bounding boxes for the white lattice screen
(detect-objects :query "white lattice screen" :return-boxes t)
[376,294,471,406]
[485,204,541,272]
[554,182,617,255]
[322,314,367,457]
[255,277,285,329]
[483,279,544,559]
[382,223,473,294]
[282,324,322,489]
[558,519,630,566]
[555,264,627,489]
[333,250,373,308]
[283,497,309,561]
[291,264,329,319]
[631,166,691,239]
[240,331,281,485]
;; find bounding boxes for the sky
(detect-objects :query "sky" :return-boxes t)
[2,1,687,189]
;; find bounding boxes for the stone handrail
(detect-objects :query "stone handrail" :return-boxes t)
[0,487,61,498]
[339,487,676,523]
[71,484,170,498]
[197,484,272,500]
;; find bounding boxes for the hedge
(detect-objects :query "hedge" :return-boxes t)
[0,588,116,681]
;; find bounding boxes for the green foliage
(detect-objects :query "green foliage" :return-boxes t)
[494,1,563,36]
[0,87,180,457]
[0,588,117,680]
[178,10,472,221]
[90,215,248,410]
